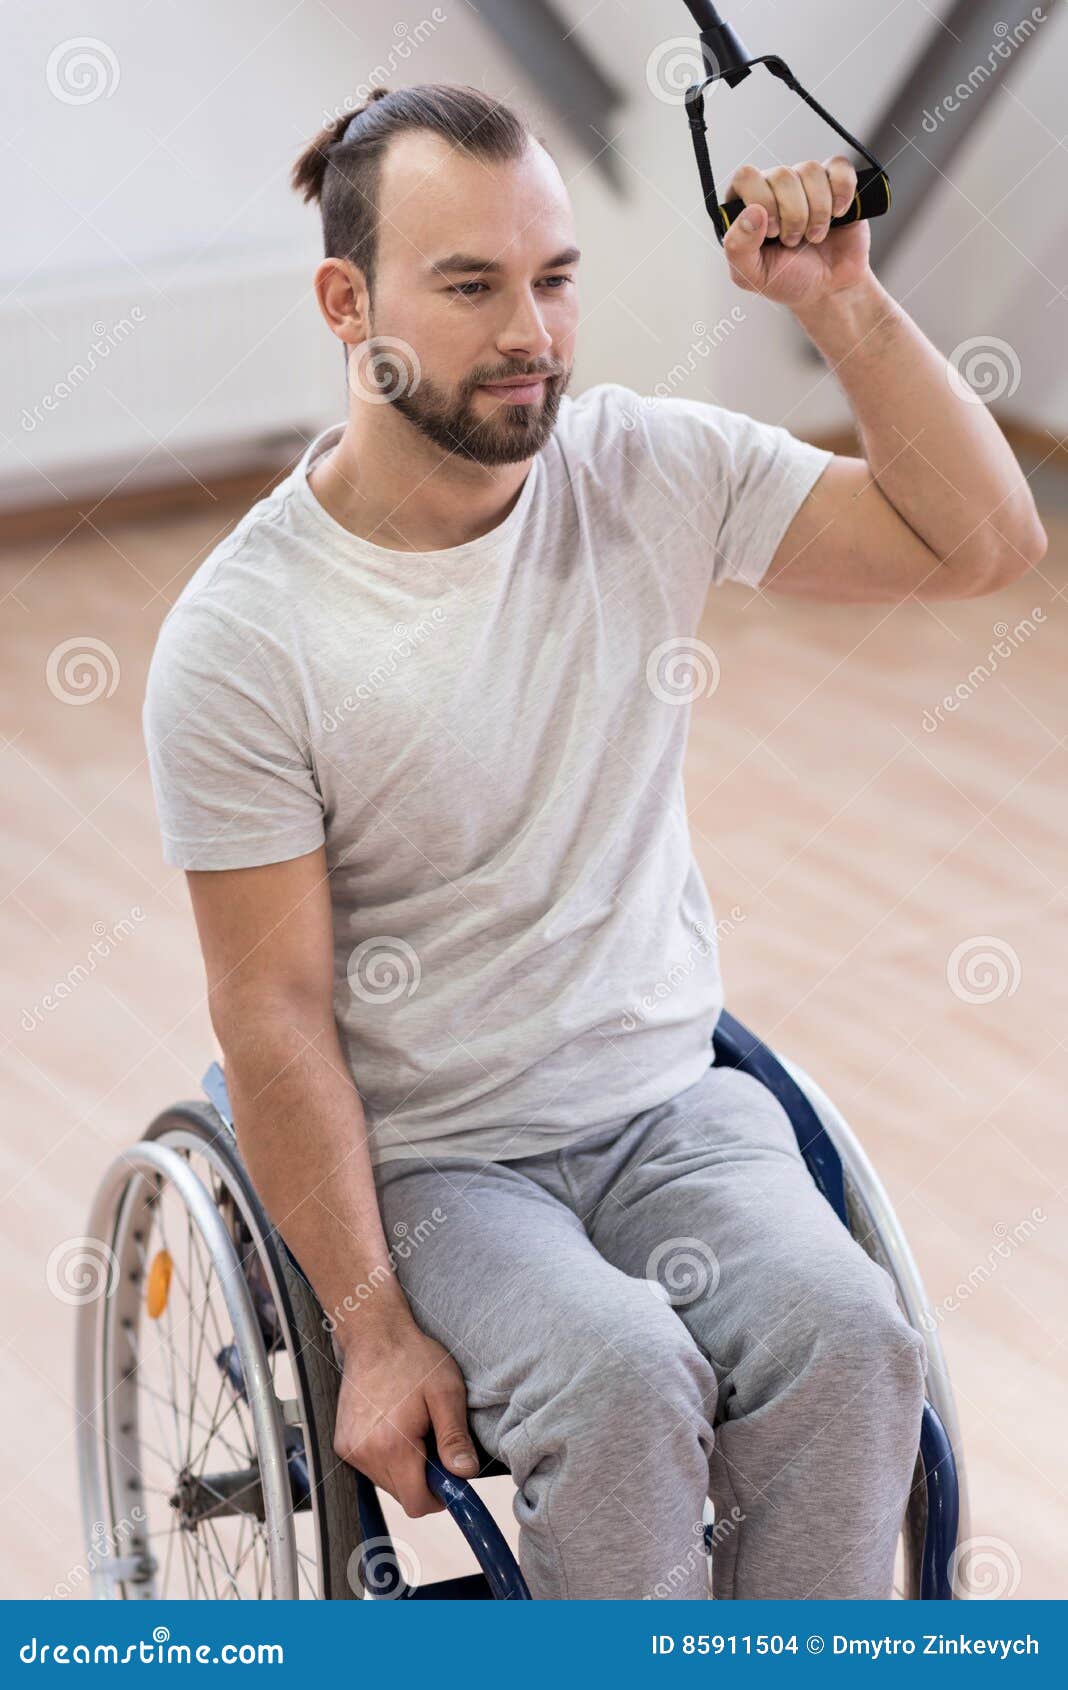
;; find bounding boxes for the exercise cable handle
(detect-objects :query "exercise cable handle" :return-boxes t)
[680,0,892,247]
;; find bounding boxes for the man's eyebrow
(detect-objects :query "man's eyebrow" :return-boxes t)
[425,245,582,278]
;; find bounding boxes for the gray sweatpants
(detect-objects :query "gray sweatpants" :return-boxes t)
[371,1061,927,1600]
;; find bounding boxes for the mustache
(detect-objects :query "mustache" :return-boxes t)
[471,364,565,386]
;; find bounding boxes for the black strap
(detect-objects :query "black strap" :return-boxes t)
[685,54,888,245]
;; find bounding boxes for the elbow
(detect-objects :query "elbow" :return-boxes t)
[208,983,331,1073]
[1007,513,1049,574]
[953,522,1048,597]
[1024,518,1050,567]
[205,980,256,1056]
[207,991,259,1078]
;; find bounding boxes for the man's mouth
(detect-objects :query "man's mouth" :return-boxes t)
[477,374,551,405]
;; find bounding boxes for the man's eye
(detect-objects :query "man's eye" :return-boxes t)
[448,276,574,297]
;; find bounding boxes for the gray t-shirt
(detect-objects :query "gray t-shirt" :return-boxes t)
[143,380,832,1166]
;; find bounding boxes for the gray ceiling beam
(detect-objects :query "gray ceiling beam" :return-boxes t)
[861,0,1055,270]
[472,0,630,190]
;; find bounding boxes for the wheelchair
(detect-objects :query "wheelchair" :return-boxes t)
[74,1009,968,1600]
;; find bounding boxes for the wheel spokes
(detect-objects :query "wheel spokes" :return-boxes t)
[101,1143,322,1599]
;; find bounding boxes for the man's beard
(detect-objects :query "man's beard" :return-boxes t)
[360,341,572,466]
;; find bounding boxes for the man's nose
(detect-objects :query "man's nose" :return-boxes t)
[495,288,554,360]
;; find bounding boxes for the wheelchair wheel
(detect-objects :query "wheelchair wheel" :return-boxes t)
[74,1101,360,1598]
[775,1052,970,1600]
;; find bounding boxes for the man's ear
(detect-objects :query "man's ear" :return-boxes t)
[314,254,371,354]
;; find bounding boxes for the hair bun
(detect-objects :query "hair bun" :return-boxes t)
[291,83,533,214]
[334,87,391,145]
[347,87,391,125]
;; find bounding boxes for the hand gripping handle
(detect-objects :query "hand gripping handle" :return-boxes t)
[717,163,891,244]
[684,52,891,249]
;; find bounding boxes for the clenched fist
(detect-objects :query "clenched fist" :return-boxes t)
[722,156,874,310]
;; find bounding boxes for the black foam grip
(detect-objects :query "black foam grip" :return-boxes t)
[718,165,891,243]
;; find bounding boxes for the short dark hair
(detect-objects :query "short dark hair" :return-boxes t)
[291,84,541,298]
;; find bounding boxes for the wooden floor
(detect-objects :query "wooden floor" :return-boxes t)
[2,442,1065,1599]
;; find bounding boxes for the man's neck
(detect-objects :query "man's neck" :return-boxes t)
[307,409,533,552]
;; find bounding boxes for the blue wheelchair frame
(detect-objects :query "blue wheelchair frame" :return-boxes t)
[202,1007,962,1601]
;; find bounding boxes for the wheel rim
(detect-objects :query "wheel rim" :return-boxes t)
[76,1142,302,1598]
[776,1051,968,1599]
[139,1126,333,1598]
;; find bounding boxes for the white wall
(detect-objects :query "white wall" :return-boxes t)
[2,0,1064,508]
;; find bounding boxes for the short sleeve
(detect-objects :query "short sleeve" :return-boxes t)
[142,602,326,870]
[626,390,835,589]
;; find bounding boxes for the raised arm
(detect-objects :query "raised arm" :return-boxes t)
[720,160,1048,604]
[185,845,480,1516]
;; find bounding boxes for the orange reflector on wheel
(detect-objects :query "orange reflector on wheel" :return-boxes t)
[146,1249,173,1319]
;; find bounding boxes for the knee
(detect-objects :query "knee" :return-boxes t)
[737,1259,926,1427]
[801,1268,928,1416]
[593,1301,720,1434]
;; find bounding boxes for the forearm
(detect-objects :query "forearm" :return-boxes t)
[220,1010,415,1355]
[793,275,1046,583]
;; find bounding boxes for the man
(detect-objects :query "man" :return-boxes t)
[143,83,1045,1600]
